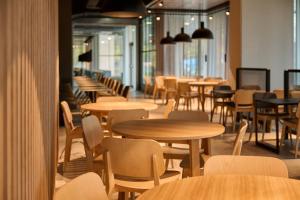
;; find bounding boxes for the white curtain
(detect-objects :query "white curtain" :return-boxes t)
[207,11,228,78]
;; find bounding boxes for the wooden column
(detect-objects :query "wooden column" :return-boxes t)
[0,0,59,199]
[229,0,242,89]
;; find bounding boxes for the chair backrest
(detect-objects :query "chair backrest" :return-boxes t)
[296,103,300,118]
[118,84,124,95]
[235,90,256,106]
[155,76,165,89]
[168,111,209,122]
[232,121,248,155]
[204,155,288,178]
[164,78,177,90]
[102,137,165,180]
[107,109,149,133]
[61,101,75,131]
[163,99,176,119]
[273,89,284,99]
[253,92,277,109]
[54,172,108,200]
[82,115,104,150]
[96,96,127,103]
[122,86,130,98]
[290,90,300,98]
[177,82,191,95]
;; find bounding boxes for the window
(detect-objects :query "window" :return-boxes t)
[141,16,156,83]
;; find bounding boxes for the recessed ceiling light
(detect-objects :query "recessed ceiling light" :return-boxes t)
[107,37,112,40]
[139,15,143,19]
[158,1,164,7]
[184,22,190,26]
[156,16,161,21]
[101,41,105,44]
[226,11,230,16]
[146,21,152,25]
[191,17,195,21]
[209,16,213,20]
[148,10,152,14]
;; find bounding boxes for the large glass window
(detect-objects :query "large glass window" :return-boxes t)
[142,16,156,82]
[98,32,124,78]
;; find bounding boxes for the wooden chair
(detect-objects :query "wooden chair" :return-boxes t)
[164,111,208,174]
[118,84,124,96]
[253,92,289,142]
[175,82,199,110]
[144,77,152,98]
[121,86,130,98]
[107,109,149,136]
[82,115,105,175]
[153,76,166,103]
[280,103,300,158]
[163,78,177,104]
[180,121,248,177]
[54,172,108,200]
[204,155,288,178]
[61,101,86,170]
[163,99,176,119]
[210,85,233,123]
[102,137,180,198]
[226,90,255,133]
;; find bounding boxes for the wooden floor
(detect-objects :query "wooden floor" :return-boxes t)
[55,91,300,196]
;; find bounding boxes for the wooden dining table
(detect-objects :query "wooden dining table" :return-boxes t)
[112,119,225,176]
[138,175,300,200]
[189,81,220,112]
[81,101,158,115]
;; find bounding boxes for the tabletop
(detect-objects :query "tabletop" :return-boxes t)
[112,119,225,141]
[189,81,220,86]
[81,101,158,112]
[138,175,300,200]
[257,98,300,106]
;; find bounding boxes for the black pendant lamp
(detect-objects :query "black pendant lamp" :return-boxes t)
[192,21,214,39]
[99,0,146,18]
[174,27,191,43]
[160,32,175,45]
[160,14,175,45]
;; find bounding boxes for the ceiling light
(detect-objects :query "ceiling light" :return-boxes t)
[139,15,143,19]
[160,31,175,45]
[146,21,152,25]
[184,22,190,26]
[209,16,213,20]
[192,21,214,40]
[156,16,161,21]
[158,1,164,7]
[99,0,146,18]
[226,11,230,16]
[148,10,152,14]
[174,27,192,43]
[191,17,195,21]
[107,37,112,40]
[101,40,105,44]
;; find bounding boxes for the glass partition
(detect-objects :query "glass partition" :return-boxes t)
[236,68,270,91]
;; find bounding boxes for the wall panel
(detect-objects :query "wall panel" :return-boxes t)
[0,0,59,199]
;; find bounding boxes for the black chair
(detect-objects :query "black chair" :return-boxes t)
[211,85,234,123]
[122,86,130,98]
[253,92,288,141]
[118,84,124,95]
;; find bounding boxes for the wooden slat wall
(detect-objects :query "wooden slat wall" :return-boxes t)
[0,0,58,199]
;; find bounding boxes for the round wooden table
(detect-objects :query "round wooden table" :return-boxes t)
[138,175,300,200]
[81,101,158,115]
[112,119,225,176]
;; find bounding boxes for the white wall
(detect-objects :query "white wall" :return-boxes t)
[241,0,293,89]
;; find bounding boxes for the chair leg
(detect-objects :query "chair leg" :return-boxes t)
[232,111,237,133]
[64,137,72,167]
[295,135,300,158]
[182,168,189,178]
[280,124,287,148]
[262,120,267,141]
[210,105,216,122]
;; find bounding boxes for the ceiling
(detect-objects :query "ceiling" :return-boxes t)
[72,0,229,15]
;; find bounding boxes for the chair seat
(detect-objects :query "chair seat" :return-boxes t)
[114,170,180,192]
[281,117,298,129]
[162,146,204,159]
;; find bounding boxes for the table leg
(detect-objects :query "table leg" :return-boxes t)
[189,139,200,176]
[275,106,280,153]
[201,86,205,112]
